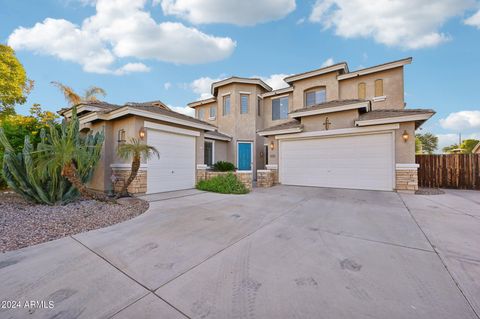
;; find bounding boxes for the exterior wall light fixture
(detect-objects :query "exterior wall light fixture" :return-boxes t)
[402,130,409,142]
[270,141,275,151]
[139,127,146,139]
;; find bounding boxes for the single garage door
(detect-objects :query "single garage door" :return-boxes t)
[147,129,196,194]
[279,132,394,191]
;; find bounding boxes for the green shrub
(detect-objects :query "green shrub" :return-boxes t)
[197,173,249,194]
[212,161,235,172]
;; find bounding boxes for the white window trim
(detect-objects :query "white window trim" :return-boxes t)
[275,123,400,140]
[236,141,254,171]
[144,121,200,137]
[290,101,370,118]
[269,94,289,99]
[221,92,232,96]
[204,139,215,167]
[239,91,251,95]
[372,95,387,102]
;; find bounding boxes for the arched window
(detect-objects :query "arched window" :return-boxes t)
[375,79,384,97]
[358,82,366,99]
[305,87,326,107]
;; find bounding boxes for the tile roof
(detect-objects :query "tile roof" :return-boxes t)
[357,109,435,121]
[205,130,232,141]
[289,99,367,114]
[257,120,302,133]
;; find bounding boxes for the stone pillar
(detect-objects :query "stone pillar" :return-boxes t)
[257,170,274,188]
[196,164,208,183]
[395,163,419,193]
[111,166,147,194]
[265,164,278,184]
[235,171,253,191]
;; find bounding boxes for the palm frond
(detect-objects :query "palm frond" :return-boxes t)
[51,81,81,105]
[84,86,106,101]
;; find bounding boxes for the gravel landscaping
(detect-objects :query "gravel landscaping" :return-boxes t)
[0,192,149,253]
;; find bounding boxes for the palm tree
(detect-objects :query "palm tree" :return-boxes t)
[116,138,159,198]
[51,81,106,105]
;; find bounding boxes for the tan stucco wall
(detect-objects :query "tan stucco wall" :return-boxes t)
[395,122,416,163]
[339,67,405,110]
[195,101,217,125]
[85,120,112,192]
[211,139,228,163]
[300,109,359,132]
[262,93,294,129]
[291,71,340,111]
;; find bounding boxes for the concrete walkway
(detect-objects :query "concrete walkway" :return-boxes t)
[0,186,478,319]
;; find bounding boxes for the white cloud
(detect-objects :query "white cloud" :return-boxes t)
[8,0,236,74]
[256,74,290,90]
[158,0,296,26]
[114,62,150,75]
[465,10,480,28]
[164,82,172,90]
[439,110,480,130]
[309,0,475,49]
[190,76,222,100]
[168,105,195,116]
[321,57,334,67]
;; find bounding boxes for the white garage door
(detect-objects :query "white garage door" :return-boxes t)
[279,133,394,191]
[147,129,196,194]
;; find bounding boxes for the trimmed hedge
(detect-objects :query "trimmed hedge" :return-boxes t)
[212,161,235,172]
[196,173,249,194]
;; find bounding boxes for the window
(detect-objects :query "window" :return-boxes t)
[358,82,366,99]
[223,95,230,115]
[305,87,326,107]
[198,108,205,120]
[240,94,249,114]
[257,97,261,116]
[375,79,383,97]
[204,140,214,167]
[209,106,216,118]
[272,96,289,120]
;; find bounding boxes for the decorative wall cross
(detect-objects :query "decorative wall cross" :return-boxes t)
[323,117,332,130]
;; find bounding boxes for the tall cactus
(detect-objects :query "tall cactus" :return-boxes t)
[0,106,104,205]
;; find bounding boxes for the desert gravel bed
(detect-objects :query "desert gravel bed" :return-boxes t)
[0,192,149,253]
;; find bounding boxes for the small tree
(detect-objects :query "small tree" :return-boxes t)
[416,133,438,154]
[116,138,159,198]
[460,139,480,154]
[51,82,106,105]
[0,45,34,115]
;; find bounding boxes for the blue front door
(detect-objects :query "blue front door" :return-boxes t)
[238,142,252,170]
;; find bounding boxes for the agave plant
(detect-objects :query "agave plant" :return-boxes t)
[0,106,105,204]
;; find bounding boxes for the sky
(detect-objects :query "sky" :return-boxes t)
[1,0,480,151]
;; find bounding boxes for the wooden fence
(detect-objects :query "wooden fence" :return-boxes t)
[416,154,480,190]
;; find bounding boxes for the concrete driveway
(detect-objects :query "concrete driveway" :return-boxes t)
[0,186,478,319]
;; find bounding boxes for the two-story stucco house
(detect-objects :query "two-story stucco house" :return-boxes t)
[189,57,434,192]
[62,57,434,194]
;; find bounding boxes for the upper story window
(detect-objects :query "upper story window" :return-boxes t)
[375,79,384,97]
[257,97,261,116]
[272,96,289,120]
[198,108,205,120]
[358,82,366,99]
[305,87,326,107]
[240,94,249,114]
[209,106,216,118]
[223,95,231,116]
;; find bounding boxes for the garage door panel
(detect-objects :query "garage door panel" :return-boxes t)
[280,133,394,191]
[147,129,195,194]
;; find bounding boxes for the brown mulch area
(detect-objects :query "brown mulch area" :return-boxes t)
[0,192,149,253]
[415,188,446,195]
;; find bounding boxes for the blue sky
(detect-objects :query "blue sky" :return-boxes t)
[1,0,480,150]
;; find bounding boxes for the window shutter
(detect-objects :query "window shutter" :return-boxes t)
[358,82,366,99]
[375,79,383,97]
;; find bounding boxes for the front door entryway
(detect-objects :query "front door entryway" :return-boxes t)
[237,142,252,171]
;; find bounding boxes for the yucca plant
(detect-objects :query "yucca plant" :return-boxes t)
[116,137,159,198]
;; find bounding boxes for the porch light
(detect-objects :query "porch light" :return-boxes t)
[270,141,275,151]
[402,130,409,142]
[139,127,146,139]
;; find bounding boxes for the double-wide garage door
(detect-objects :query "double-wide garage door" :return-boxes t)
[146,129,196,194]
[279,133,394,191]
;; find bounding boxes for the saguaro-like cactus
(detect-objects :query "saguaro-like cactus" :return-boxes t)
[0,107,104,205]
